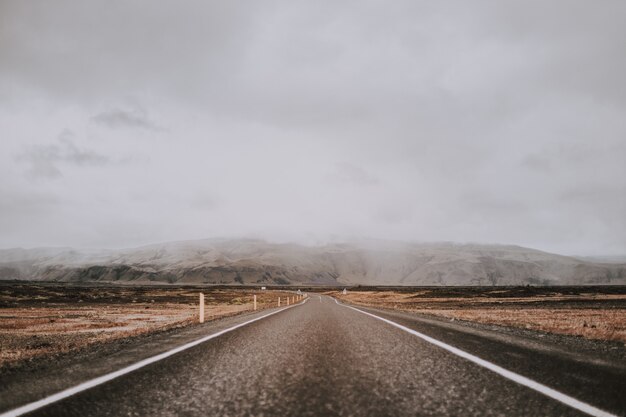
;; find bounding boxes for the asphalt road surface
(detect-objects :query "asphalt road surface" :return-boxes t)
[2,295,625,417]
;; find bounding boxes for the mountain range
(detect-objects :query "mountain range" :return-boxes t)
[1,239,624,286]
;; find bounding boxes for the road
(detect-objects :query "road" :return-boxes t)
[1,295,624,417]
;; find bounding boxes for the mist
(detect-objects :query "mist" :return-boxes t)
[1,1,625,256]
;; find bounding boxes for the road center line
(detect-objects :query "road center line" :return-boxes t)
[336,300,617,417]
[1,299,308,417]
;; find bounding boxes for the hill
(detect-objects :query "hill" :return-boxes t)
[1,239,624,286]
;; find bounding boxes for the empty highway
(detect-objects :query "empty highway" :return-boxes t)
[1,295,624,417]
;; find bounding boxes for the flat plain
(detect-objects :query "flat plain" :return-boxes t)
[0,282,294,368]
[332,286,626,343]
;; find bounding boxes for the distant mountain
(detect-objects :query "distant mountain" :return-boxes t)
[574,255,626,264]
[0,239,624,286]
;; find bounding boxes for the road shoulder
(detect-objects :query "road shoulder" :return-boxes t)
[0,306,288,413]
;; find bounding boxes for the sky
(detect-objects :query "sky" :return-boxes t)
[1,1,625,256]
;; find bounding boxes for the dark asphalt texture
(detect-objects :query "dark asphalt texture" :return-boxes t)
[4,295,625,417]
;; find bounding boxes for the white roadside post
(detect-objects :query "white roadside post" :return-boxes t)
[278,297,281,306]
[254,294,257,311]
[199,293,205,324]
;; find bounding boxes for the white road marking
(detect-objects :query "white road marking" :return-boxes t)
[336,300,617,417]
[0,300,307,417]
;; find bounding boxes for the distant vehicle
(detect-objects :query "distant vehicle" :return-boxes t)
[261,286,267,290]
[342,288,347,295]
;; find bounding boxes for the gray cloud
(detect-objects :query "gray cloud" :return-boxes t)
[521,154,552,173]
[92,106,160,131]
[0,0,625,255]
[18,130,111,179]
[327,163,380,187]
[190,195,219,212]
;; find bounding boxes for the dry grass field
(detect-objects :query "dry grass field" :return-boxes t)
[333,287,626,344]
[0,284,296,367]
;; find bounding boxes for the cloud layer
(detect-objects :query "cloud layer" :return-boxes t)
[1,1,625,255]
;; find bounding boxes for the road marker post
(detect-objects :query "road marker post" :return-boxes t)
[199,293,205,323]
[253,295,257,311]
[0,300,309,417]
[278,297,281,306]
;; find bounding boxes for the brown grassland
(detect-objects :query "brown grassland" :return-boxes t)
[0,284,296,367]
[332,287,626,344]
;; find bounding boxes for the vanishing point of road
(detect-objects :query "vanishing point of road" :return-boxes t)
[1,295,624,417]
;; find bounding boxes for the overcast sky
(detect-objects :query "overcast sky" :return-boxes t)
[1,1,625,255]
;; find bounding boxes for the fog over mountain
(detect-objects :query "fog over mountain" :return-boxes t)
[1,1,626,257]
[1,239,624,286]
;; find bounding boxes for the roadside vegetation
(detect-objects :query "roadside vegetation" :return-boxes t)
[332,287,626,344]
[0,283,293,367]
